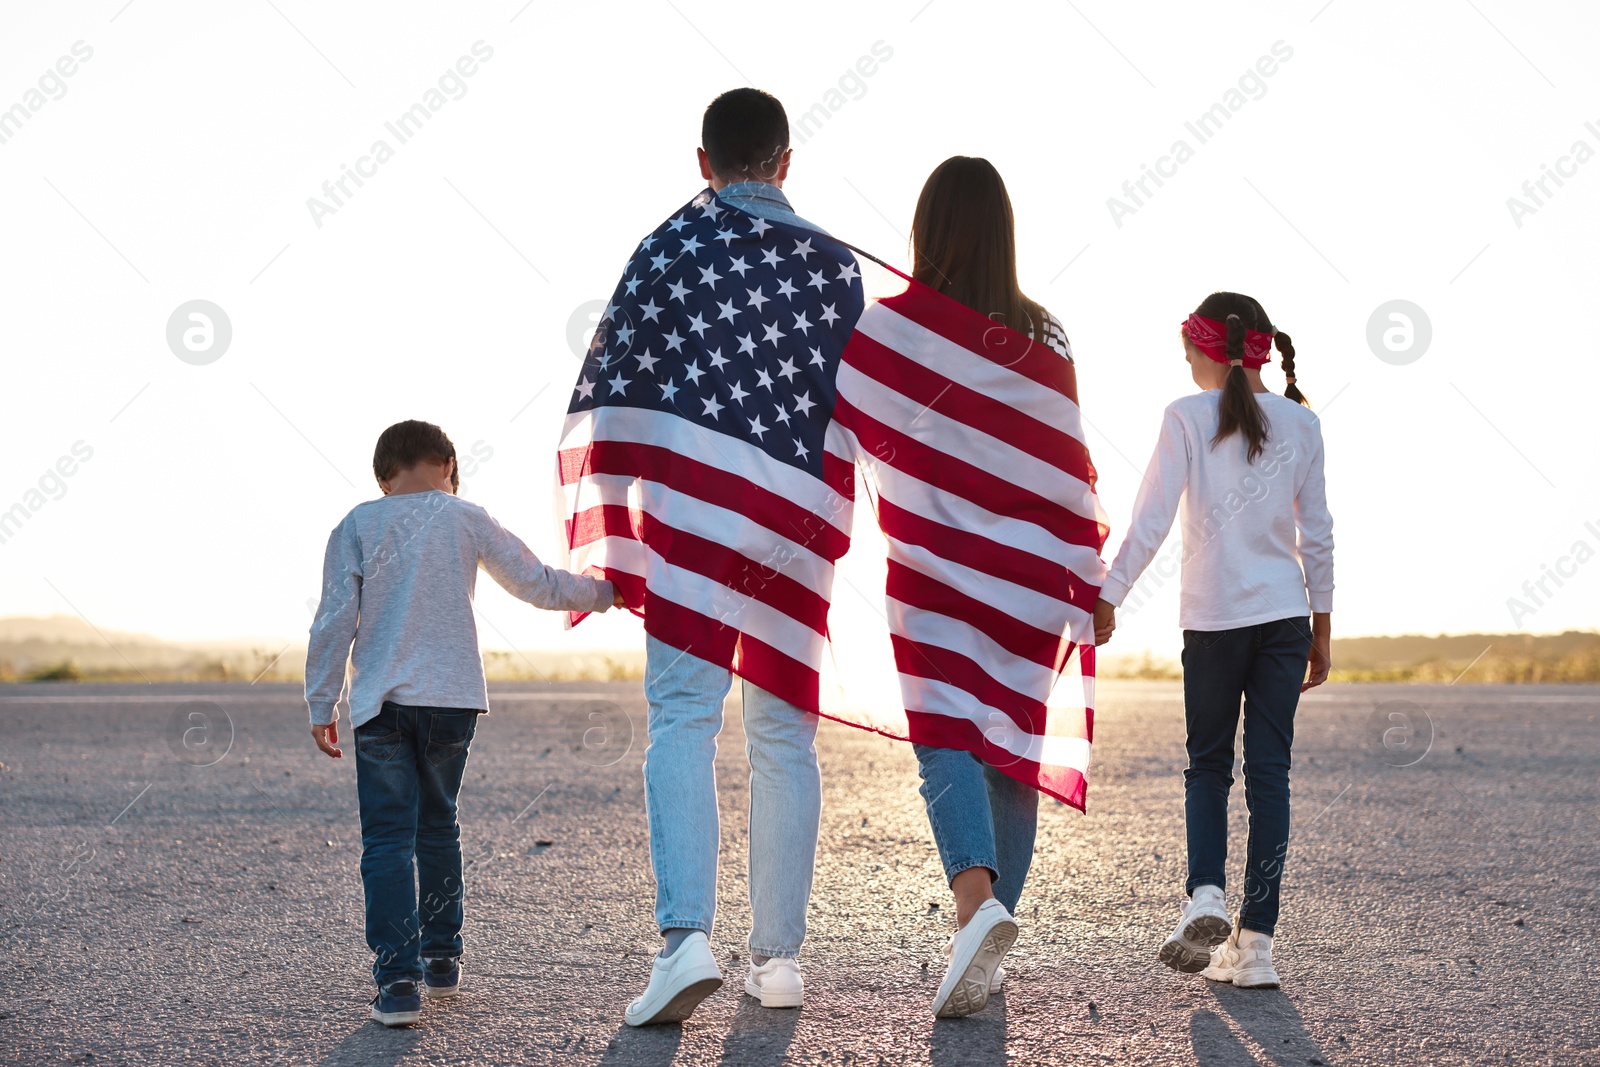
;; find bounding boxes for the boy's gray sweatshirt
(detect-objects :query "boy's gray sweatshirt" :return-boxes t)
[305,491,613,728]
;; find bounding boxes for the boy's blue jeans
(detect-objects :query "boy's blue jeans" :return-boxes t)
[913,745,1039,914]
[354,701,480,987]
[1181,617,1312,937]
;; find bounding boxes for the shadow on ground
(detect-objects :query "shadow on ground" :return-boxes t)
[315,1021,421,1067]
[1190,987,1337,1066]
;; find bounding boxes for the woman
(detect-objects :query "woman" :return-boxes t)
[907,155,1073,1018]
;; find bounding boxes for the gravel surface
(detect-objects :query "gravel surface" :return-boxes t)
[1,680,1596,1066]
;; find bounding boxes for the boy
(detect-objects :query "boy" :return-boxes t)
[305,419,618,1027]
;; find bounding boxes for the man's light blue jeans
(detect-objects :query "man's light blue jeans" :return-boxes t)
[643,636,822,959]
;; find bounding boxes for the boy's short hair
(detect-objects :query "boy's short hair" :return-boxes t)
[701,88,789,181]
[373,420,458,488]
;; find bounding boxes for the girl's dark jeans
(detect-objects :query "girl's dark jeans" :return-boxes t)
[1181,616,1311,937]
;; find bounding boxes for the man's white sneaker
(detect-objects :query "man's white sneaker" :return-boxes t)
[932,899,1017,1018]
[744,957,803,1008]
[1158,885,1232,974]
[1201,926,1280,988]
[624,932,723,1026]
[941,939,1006,994]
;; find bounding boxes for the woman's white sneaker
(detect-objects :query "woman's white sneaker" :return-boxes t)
[624,932,723,1026]
[932,899,1017,1018]
[941,939,1006,994]
[1201,926,1281,988]
[745,957,803,1008]
[1158,885,1232,974]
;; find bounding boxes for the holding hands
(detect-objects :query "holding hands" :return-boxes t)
[1093,598,1116,646]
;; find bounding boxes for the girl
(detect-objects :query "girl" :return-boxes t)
[906,155,1073,1018]
[1094,292,1333,989]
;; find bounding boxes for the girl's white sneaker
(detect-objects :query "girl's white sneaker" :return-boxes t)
[1202,926,1281,988]
[1158,885,1232,973]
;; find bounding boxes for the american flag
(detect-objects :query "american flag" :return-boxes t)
[558,189,1108,808]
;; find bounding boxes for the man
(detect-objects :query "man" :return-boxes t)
[606,88,835,1026]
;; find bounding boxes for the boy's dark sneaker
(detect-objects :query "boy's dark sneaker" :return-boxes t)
[370,980,422,1027]
[423,956,460,998]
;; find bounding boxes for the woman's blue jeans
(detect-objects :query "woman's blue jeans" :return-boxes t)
[914,745,1039,914]
[1182,616,1312,937]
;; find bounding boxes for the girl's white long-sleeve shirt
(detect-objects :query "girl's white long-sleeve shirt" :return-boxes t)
[1099,390,1333,631]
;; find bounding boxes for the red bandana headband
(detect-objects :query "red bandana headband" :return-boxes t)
[1183,313,1274,369]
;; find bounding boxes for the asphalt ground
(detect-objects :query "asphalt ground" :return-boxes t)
[1,680,1596,1066]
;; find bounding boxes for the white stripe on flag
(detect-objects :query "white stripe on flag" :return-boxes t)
[570,533,827,664]
[884,594,1063,701]
[885,533,1092,636]
[867,454,1107,582]
[560,407,852,537]
[565,474,838,598]
[852,302,1090,451]
[897,672,1093,772]
[837,361,1102,523]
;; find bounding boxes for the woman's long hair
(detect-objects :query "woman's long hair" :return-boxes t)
[911,156,1045,339]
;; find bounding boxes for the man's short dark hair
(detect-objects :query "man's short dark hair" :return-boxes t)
[373,419,457,487]
[701,88,789,181]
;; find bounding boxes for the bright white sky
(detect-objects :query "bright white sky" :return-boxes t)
[2,0,1597,660]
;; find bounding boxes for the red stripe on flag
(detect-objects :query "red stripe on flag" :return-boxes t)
[641,594,823,714]
[877,496,1099,615]
[889,633,1073,738]
[902,710,1088,810]
[887,560,1073,672]
[560,440,852,562]
[875,288,1082,407]
[845,332,1096,487]
[567,502,829,633]
[833,398,1108,550]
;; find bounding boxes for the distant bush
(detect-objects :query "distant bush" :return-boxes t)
[1100,651,1183,681]
[26,660,84,682]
